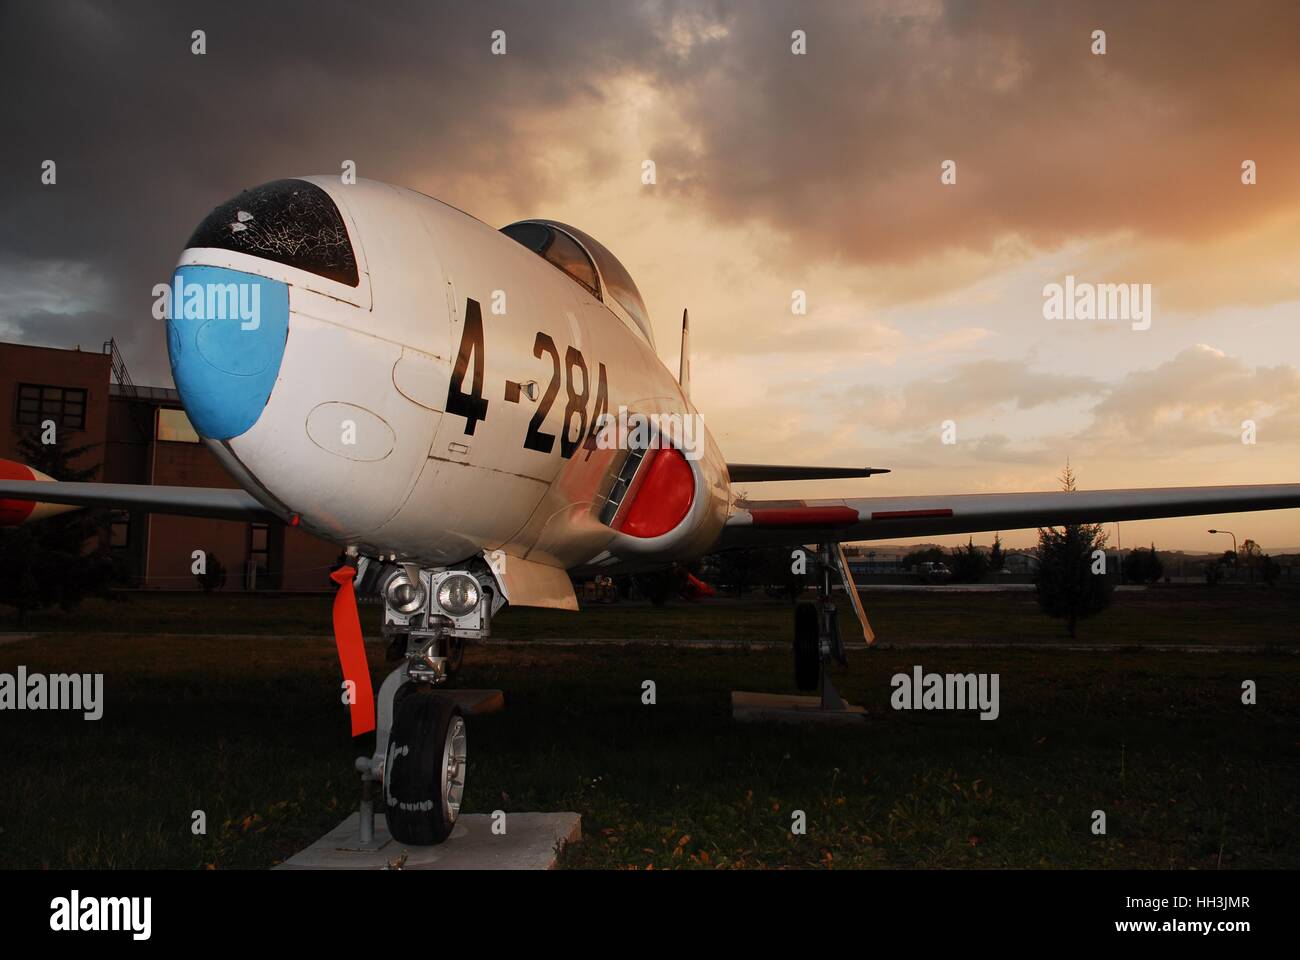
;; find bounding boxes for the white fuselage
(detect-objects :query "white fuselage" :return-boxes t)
[173,177,730,574]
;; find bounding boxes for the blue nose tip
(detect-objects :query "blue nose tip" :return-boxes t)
[166,265,289,440]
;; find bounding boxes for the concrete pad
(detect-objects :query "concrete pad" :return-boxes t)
[441,688,505,716]
[731,690,866,726]
[277,811,581,870]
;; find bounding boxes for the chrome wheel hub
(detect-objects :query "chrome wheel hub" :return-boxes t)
[441,715,467,822]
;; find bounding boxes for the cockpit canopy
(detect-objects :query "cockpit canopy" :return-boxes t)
[187,179,359,287]
[500,219,653,348]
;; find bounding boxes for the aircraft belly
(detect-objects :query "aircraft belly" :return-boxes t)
[367,457,549,564]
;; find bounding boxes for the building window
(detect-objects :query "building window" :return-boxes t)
[157,407,200,443]
[16,383,87,430]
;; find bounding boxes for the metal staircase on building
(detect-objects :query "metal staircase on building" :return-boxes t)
[102,338,137,399]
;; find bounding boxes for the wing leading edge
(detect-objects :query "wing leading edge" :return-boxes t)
[719,483,1300,551]
[0,479,275,522]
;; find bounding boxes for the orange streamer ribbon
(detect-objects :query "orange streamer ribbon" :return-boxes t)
[330,565,375,736]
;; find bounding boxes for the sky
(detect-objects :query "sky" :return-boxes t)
[1,0,1298,551]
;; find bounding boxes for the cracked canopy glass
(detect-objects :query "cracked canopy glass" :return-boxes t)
[186,179,359,287]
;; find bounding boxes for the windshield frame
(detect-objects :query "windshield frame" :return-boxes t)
[501,219,654,348]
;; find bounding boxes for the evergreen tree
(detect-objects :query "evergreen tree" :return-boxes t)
[948,537,989,583]
[1034,462,1113,637]
[1121,542,1164,584]
[988,533,1005,573]
[0,431,112,624]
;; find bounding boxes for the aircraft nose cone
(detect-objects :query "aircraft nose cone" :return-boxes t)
[166,264,289,440]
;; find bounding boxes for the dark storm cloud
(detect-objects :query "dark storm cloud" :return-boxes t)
[0,0,670,380]
[650,0,1300,264]
[2,0,1298,382]
[0,307,121,351]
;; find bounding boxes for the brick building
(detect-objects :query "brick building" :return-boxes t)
[0,339,338,590]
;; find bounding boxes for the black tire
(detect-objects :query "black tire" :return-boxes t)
[793,601,820,691]
[384,691,467,845]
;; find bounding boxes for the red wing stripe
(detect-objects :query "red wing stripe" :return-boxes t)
[869,508,954,520]
[749,506,859,527]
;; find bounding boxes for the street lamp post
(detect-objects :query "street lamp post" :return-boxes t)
[1208,529,1238,580]
[1208,529,1237,554]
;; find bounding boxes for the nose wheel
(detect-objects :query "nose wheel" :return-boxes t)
[383,689,467,845]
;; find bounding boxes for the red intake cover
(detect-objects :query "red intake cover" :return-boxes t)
[618,448,695,538]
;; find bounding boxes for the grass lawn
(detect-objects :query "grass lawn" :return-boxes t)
[0,586,1296,869]
[5,581,1299,645]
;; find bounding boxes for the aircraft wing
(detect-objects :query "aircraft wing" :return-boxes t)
[0,479,275,522]
[717,483,1300,550]
[727,463,890,482]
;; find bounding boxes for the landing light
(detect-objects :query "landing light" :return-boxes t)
[436,575,480,618]
[385,573,426,615]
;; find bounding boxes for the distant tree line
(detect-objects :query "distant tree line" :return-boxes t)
[1203,539,1281,585]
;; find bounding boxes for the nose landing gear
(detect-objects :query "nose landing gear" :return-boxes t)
[351,557,501,846]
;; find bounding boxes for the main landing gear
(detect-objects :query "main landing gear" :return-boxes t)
[352,558,501,846]
[793,543,873,710]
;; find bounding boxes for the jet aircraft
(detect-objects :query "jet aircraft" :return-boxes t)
[4,177,1298,843]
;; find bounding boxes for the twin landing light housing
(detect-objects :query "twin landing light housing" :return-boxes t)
[385,569,481,619]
